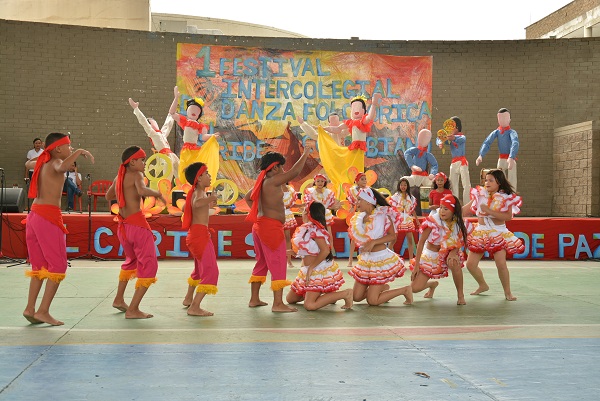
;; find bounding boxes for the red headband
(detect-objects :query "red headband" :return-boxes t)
[314,174,327,182]
[116,148,147,207]
[305,201,325,229]
[246,161,280,222]
[440,194,456,212]
[435,172,448,182]
[28,136,71,199]
[354,172,366,183]
[182,165,208,230]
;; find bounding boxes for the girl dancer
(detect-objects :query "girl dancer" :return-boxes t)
[428,172,453,211]
[463,169,523,301]
[346,172,368,267]
[348,188,412,306]
[286,202,353,310]
[282,183,298,268]
[388,178,420,261]
[303,173,340,254]
[412,194,469,305]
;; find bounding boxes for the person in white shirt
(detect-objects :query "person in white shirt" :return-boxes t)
[63,162,82,210]
[25,138,44,179]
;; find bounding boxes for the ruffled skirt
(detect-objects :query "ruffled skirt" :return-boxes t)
[290,260,345,296]
[283,211,298,230]
[349,248,405,285]
[467,222,524,255]
[418,247,464,279]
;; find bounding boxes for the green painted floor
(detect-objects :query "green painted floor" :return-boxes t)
[1,259,599,400]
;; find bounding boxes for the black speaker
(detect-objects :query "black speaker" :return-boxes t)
[0,187,25,213]
[172,190,185,205]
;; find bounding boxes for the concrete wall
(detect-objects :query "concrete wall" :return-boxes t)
[552,121,600,216]
[1,19,599,216]
[0,0,150,30]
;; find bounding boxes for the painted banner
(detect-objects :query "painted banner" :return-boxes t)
[175,44,432,204]
[3,214,600,261]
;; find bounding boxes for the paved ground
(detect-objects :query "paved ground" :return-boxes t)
[0,258,599,400]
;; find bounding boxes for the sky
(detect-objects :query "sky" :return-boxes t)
[150,0,574,41]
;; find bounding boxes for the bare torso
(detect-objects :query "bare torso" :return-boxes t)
[32,159,66,207]
[191,188,211,226]
[118,171,143,219]
[259,176,285,223]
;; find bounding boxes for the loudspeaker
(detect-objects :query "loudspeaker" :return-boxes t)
[0,187,25,213]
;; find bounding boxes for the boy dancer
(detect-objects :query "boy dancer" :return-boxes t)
[106,146,166,319]
[181,162,220,316]
[24,132,94,326]
[244,148,311,312]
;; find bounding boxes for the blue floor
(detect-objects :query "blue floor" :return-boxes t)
[2,338,599,400]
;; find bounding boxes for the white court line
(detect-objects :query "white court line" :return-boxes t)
[1,323,599,332]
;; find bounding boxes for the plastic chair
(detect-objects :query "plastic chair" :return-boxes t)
[62,186,83,212]
[87,180,112,211]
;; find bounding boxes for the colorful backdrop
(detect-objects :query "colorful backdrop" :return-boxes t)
[175,44,432,205]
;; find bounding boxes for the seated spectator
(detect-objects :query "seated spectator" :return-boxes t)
[25,137,44,179]
[64,162,82,211]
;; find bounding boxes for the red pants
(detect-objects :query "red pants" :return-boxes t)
[117,214,158,287]
[25,206,67,282]
[187,224,219,293]
[249,217,289,290]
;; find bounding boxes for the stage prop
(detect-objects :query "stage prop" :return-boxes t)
[2,213,599,261]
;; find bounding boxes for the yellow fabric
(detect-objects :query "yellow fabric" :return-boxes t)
[38,268,66,283]
[187,277,201,287]
[178,135,220,186]
[316,126,364,200]
[135,277,158,288]
[119,269,137,282]
[270,279,292,291]
[196,284,218,295]
[25,270,40,278]
[248,275,267,284]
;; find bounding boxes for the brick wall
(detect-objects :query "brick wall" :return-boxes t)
[1,19,599,215]
[526,0,600,39]
[553,121,600,216]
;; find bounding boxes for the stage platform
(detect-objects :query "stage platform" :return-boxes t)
[2,212,600,260]
[0,259,598,400]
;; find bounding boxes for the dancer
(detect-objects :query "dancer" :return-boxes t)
[170,86,220,185]
[346,172,368,267]
[129,97,179,179]
[282,183,298,268]
[244,148,311,312]
[476,108,519,191]
[106,146,166,318]
[388,178,420,261]
[436,116,471,204]
[181,162,220,316]
[303,173,340,254]
[286,201,353,311]
[348,188,413,306]
[411,194,469,305]
[428,172,453,211]
[462,169,523,301]
[23,133,94,326]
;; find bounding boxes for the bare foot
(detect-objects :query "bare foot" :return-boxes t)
[187,306,214,316]
[347,261,353,267]
[505,294,517,301]
[125,310,154,319]
[112,302,128,312]
[182,297,192,308]
[403,285,413,305]
[272,304,298,313]
[248,300,269,307]
[341,289,354,309]
[424,281,439,298]
[33,311,64,326]
[457,297,466,305]
[470,284,489,295]
[287,262,295,269]
[23,312,43,324]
